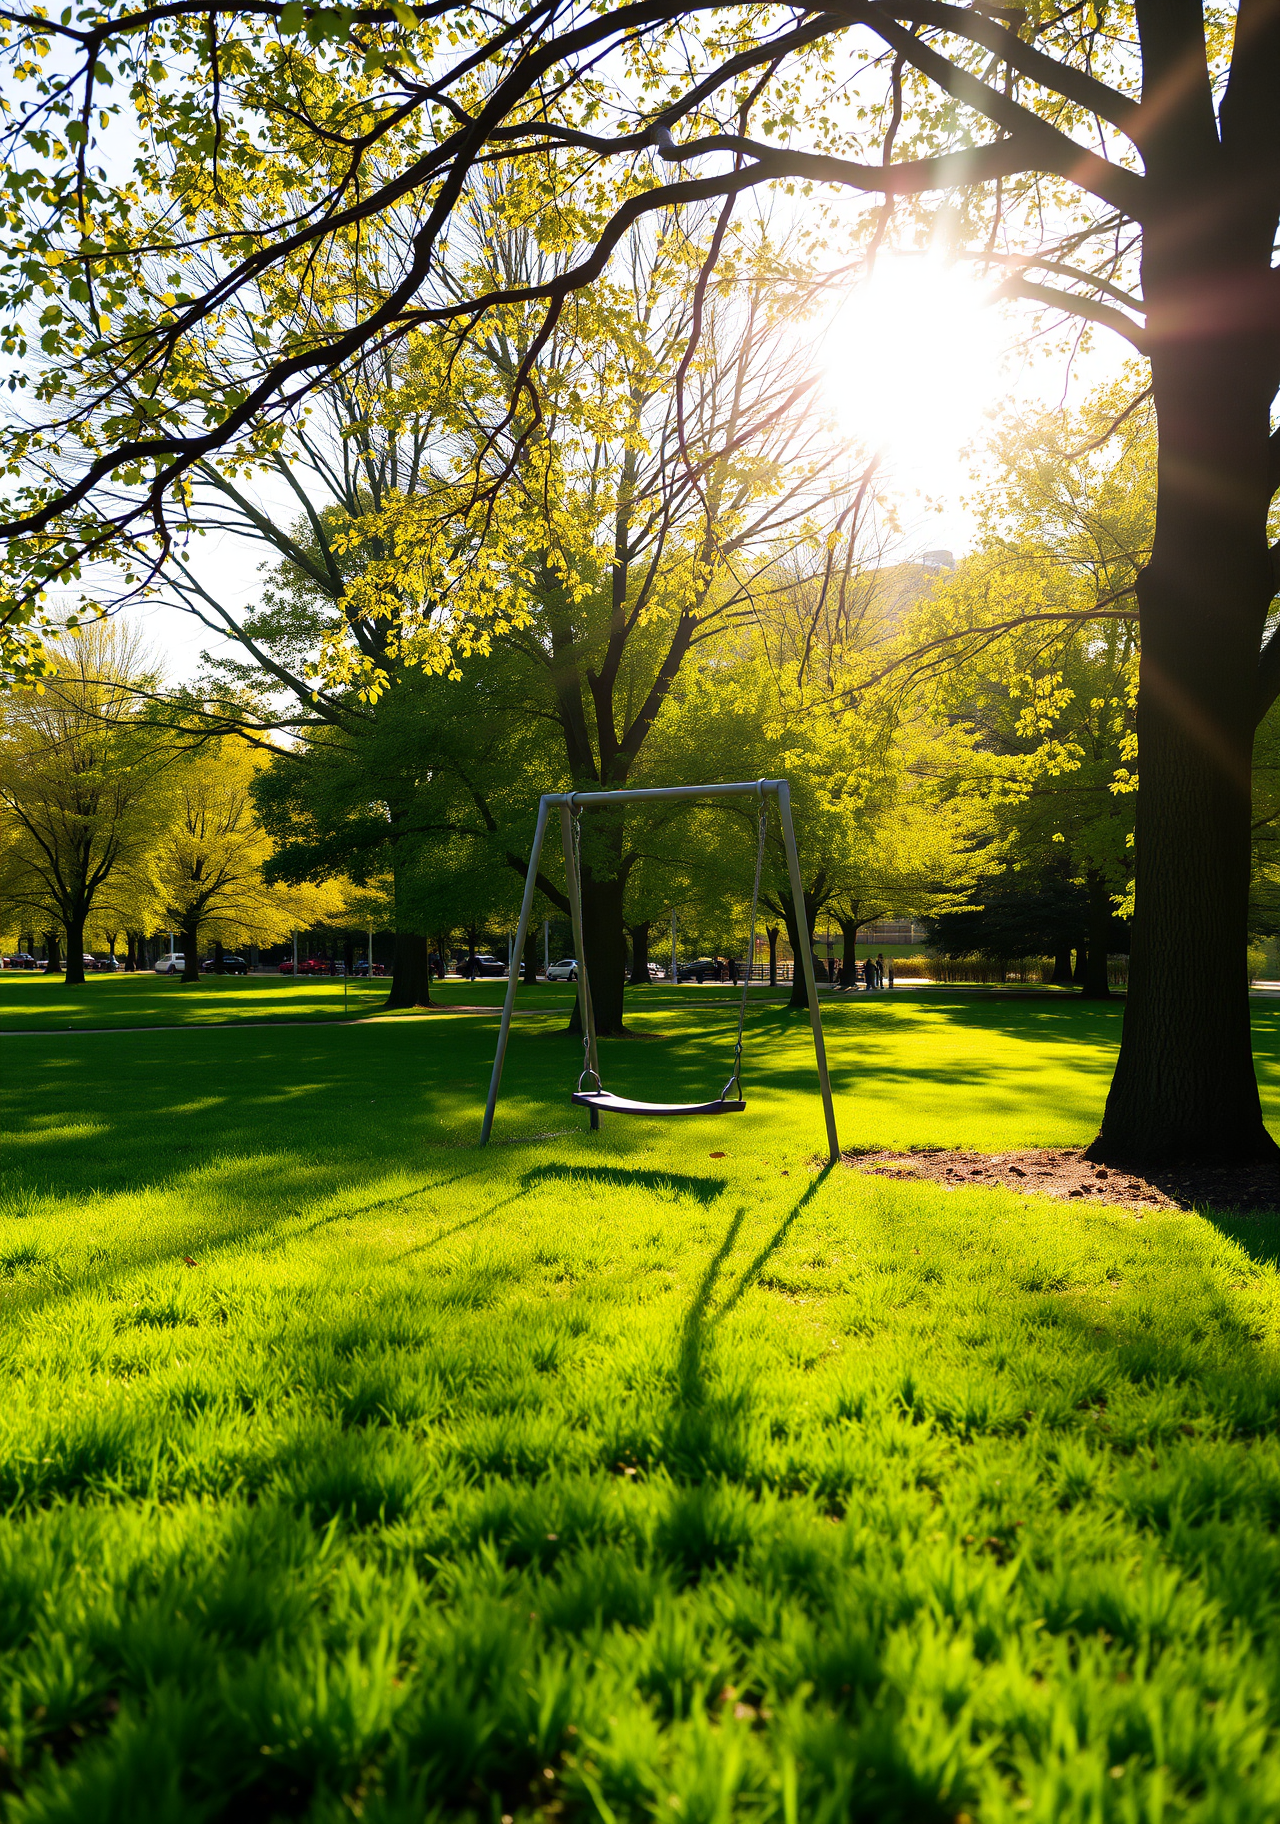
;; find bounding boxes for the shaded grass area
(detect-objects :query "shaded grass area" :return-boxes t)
[4,1000,1280,1818]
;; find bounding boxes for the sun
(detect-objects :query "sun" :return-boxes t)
[819,254,1007,500]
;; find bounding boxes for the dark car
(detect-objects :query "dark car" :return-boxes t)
[677,956,722,983]
[201,955,248,975]
[353,960,385,977]
[2,953,38,969]
[464,953,509,978]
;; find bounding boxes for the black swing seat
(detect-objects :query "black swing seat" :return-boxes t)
[571,1089,745,1118]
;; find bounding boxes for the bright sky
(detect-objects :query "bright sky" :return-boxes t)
[817,250,1129,560]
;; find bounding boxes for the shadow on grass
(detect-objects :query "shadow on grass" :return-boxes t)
[660,1166,836,1479]
[520,1163,728,1208]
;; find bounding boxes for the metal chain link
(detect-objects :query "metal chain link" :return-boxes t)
[571,808,602,1093]
[722,800,767,1102]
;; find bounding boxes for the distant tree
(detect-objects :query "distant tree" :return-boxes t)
[159,741,342,981]
[0,625,171,985]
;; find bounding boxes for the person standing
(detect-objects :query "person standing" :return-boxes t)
[887,959,896,989]
[875,952,886,989]
[863,955,875,991]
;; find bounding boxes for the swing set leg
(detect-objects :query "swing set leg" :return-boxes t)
[590,1107,600,1131]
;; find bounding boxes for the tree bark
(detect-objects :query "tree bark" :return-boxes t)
[570,867,628,1036]
[63,912,86,986]
[181,922,201,982]
[1092,329,1279,1162]
[778,891,818,1011]
[213,940,225,975]
[837,916,862,988]
[1080,872,1113,1000]
[627,920,652,986]
[44,931,61,974]
[766,924,779,987]
[385,931,432,1007]
[1050,947,1074,985]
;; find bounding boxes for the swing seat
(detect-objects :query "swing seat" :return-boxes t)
[571,1089,746,1118]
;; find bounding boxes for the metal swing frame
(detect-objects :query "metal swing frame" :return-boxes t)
[479,778,840,1164]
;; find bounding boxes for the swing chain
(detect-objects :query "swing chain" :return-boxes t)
[722,799,767,1102]
[570,807,603,1094]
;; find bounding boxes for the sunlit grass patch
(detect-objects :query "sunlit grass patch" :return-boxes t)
[2,997,1280,1817]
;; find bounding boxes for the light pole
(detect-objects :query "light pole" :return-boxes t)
[670,909,677,983]
[543,918,549,979]
[292,930,297,976]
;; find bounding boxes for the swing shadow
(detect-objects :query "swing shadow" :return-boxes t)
[520,1162,728,1208]
[661,1165,834,1478]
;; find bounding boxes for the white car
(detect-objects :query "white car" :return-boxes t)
[545,956,578,982]
[154,953,184,975]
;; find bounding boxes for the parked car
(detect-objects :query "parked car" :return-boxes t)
[154,954,184,975]
[201,955,248,975]
[462,953,509,978]
[94,955,120,971]
[677,957,721,983]
[646,962,668,980]
[2,953,38,969]
[545,956,578,982]
[353,960,385,977]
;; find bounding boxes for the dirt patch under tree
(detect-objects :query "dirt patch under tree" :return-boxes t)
[846,1146,1280,1217]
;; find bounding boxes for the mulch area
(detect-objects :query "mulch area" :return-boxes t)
[846,1146,1280,1216]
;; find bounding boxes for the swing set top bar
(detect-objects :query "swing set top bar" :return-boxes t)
[546,779,784,809]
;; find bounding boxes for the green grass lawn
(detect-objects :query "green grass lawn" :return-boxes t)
[5,986,1280,1820]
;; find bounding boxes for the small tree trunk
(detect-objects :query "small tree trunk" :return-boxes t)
[343,938,354,974]
[766,925,779,987]
[522,925,540,984]
[63,915,86,986]
[181,923,201,982]
[627,920,651,986]
[1050,947,1074,985]
[213,940,225,975]
[1072,945,1087,986]
[837,917,862,988]
[1080,871,1112,1000]
[779,893,818,1011]
[45,931,61,974]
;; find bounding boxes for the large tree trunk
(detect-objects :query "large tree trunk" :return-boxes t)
[63,912,86,986]
[386,931,432,1007]
[627,920,651,986]
[1080,871,1112,1000]
[44,931,61,974]
[571,867,627,1036]
[1050,947,1074,985]
[383,847,433,1009]
[181,922,201,982]
[1092,333,1278,1164]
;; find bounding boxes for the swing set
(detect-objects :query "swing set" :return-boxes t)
[480,779,840,1163]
